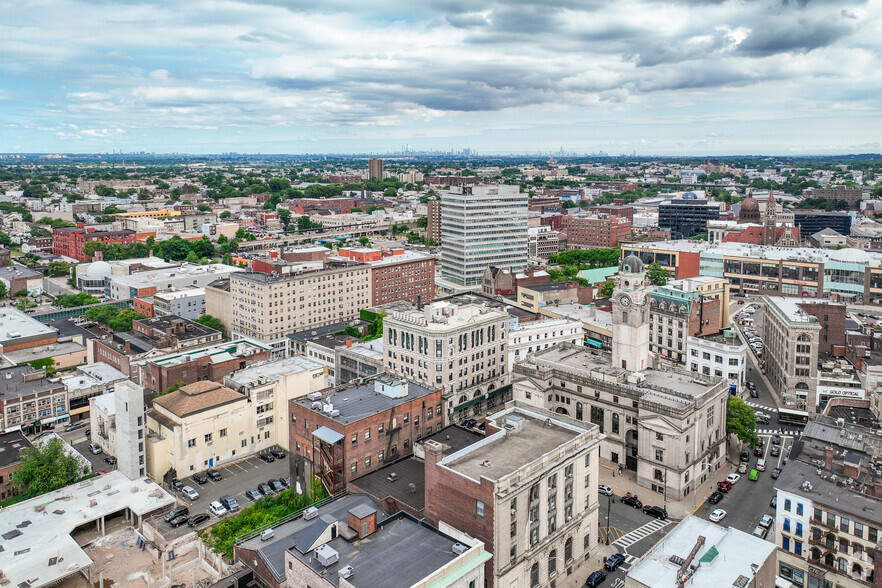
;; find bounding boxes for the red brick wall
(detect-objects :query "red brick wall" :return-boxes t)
[0,463,20,500]
[676,251,702,279]
[371,257,435,306]
[133,298,155,318]
[798,302,846,355]
[91,339,133,378]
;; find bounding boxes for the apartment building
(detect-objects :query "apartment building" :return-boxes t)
[774,418,882,588]
[368,157,384,180]
[131,315,223,350]
[424,405,602,588]
[336,247,435,306]
[383,300,510,425]
[508,317,583,371]
[528,225,561,258]
[440,185,529,286]
[228,260,371,346]
[686,329,748,390]
[288,376,442,495]
[514,344,729,501]
[426,199,442,244]
[0,365,68,435]
[649,277,725,365]
[152,288,205,319]
[762,297,846,411]
[52,226,137,261]
[565,213,632,249]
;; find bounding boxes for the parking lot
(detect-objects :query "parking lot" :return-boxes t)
[153,453,292,539]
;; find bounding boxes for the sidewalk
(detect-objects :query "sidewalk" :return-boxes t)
[597,440,742,520]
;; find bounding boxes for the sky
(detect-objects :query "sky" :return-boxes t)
[2,0,882,155]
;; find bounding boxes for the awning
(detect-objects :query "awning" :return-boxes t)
[453,396,485,412]
[312,426,344,444]
[486,384,512,399]
[586,338,603,349]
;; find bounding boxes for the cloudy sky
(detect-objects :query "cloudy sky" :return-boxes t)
[3,0,881,155]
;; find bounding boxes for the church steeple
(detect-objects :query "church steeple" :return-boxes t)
[763,189,778,245]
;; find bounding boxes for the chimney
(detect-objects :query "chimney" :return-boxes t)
[346,338,352,348]
[124,340,131,354]
[825,448,834,470]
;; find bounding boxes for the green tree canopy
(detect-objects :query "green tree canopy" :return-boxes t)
[13,438,91,499]
[416,216,428,228]
[219,210,231,219]
[195,314,226,338]
[54,292,99,307]
[358,236,370,247]
[197,203,212,212]
[549,248,620,269]
[646,262,670,286]
[726,395,759,447]
[84,306,145,332]
[599,280,615,298]
[0,232,11,246]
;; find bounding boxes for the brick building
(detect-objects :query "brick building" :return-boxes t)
[424,405,602,588]
[592,204,635,223]
[0,431,30,501]
[426,199,442,244]
[0,365,68,435]
[142,340,271,396]
[52,226,137,261]
[482,265,550,296]
[336,248,435,306]
[288,375,442,495]
[806,186,864,208]
[565,213,632,249]
[132,315,223,350]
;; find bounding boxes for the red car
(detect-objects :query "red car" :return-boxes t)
[717,481,732,493]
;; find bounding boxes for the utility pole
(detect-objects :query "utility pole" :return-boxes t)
[606,494,613,545]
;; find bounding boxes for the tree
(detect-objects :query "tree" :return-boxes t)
[54,292,99,307]
[0,232,11,247]
[47,261,70,277]
[599,280,615,298]
[383,187,398,197]
[197,204,212,212]
[219,211,231,219]
[195,314,227,338]
[549,248,620,269]
[164,381,186,396]
[156,236,191,261]
[416,216,428,228]
[13,438,90,499]
[358,236,370,247]
[185,250,200,263]
[277,208,292,227]
[0,281,7,299]
[646,263,670,286]
[191,236,216,259]
[297,215,322,232]
[726,395,759,447]
[30,225,52,238]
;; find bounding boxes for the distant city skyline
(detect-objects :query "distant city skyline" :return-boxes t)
[3,0,881,155]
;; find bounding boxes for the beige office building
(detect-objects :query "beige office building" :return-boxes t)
[384,300,510,425]
[762,296,822,410]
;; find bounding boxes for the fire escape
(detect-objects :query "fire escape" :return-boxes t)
[313,435,345,495]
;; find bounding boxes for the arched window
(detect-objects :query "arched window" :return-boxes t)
[838,557,848,572]
[473,389,482,398]
[565,537,573,563]
[796,382,809,390]
[853,563,863,579]
[549,550,558,576]
[810,547,821,561]
[459,395,468,404]
[824,553,835,567]
[530,562,539,588]
[576,402,583,421]
[797,334,811,342]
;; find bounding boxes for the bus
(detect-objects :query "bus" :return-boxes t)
[777,408,810,426]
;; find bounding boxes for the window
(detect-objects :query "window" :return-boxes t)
[204,433,212,443]
[351,462,357,474]
[530,562,539,587]
[549,550,558,576]
[188,438,196,448]
[655,432,664,441]
[241,439,247,448]
[511,521,517,537]
[365,455,371,468]
[378,423,384,434]
[796,522,803,537]
[782,536,790,551]
[854,521,864,538]
[378,450,385,462]
[796,503,803,516]
[840,517,850,533]
[784,499,791,512]
[219,428,227,438]
[655,449,664,462]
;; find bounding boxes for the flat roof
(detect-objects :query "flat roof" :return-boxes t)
[368,249,434,268]
[764,296,828,325]
[61,363,128,394]
[545,303,613,331]
[293,377,437,426]
[225,356,324,388]
[775,459,882,525]
[440,407,587,482]
[149,340,268,368]
[627,516,776,588]
[0,307,58,342]
[0,430,30,469]
[387,301,508,332]
[336,338,384,361]
[0,470,174,588]
[108,263,244,289]
[0,365,65,400]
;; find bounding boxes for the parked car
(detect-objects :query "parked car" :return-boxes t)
[220,496,240,511]
[752,526,769,539]
[709,491,724,504]
[771,435,782,445]
[462,419,478,428]
[770,496,778,508]
[586,570,607,587]
[164,506,189,522]
[740,451,750,462]
[88,443,102,455]
[598,485,613,496]
[757,458,767,471]
[209,501,228,517]
[750,389,759,398]
[770,445,781,456]
[642,506,667,520]
[104,456,117,464]
[193,473,208,485]
[604,553,626,571]
[245,489,263,501]
[65,422,86,432]
[753,447,763,457]
[259,453,276,463]
[181,485,200,500]
[738,462,749,474]
[756,437,765,446]
[717,481,732,493]
[268,479,285,492]
[187,513,210,527]
[746,381,756,390]
[271,447,286,459]
[759,514,774,529]
[709,509,727,523]
[771,468,782,479]
[280,477,291,487]
[258,482,273,496]
[748,469,759,481]
[169,515,190,527]
[208,469,222,481]
[621,495,642,509]
[726,473,741,484]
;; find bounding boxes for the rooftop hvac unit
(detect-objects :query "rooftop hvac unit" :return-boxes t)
[323,403,334,414]
[307,391,323,401]
[452,543,468,555]
[303,507,319,520]
[330,409,340,417]
[338,566,354,580]
[315,544,339,567]
[311,401,323,411]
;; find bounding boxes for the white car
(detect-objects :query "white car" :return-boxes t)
[759,514,774,529]
[181,485,200,500]
[709,509,727,523]
[209,501,227,516]
[598,485,613,496]
[726,473,741,484]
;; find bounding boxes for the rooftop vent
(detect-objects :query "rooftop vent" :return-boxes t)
[314,544,339,567]
[338,565,354,580]
[452,543,468,555]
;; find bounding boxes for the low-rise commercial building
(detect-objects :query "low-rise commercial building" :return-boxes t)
[152,287,206,319]
[0,365,68,435]
[335,338,384,384]
[0,430,30,501]
[142,340,270,396]
[687,329,748,390]
[61,362,128,421]
[0,306,59,352]
[105,262,243,300]
[425,404,602,588]
[0,265,43,296]
[517,281,593,313]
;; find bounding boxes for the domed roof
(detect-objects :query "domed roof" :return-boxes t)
[829,248,872,264]
[740,195,759,211]
[85,260,112,279]
[620,254,644,274]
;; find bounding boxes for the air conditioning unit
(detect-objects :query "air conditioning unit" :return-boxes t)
[338,566,354,580]
[307,392,322,402]
[452,543,468,555]
[315,544,339,567]
[303,507,319,520]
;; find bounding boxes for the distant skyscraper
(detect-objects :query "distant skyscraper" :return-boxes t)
[440,185,528,287]
[368,157,384,180]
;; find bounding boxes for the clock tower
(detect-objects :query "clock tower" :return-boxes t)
[611,254,652,371]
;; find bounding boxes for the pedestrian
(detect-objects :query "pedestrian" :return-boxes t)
[612,470,616,477]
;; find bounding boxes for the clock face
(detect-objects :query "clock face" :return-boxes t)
[619,295,631,307]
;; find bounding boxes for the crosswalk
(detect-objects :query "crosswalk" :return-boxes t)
[611,579,625,588]
[757,428,803,437]
[612,518,672,549]
[745,401,777,413]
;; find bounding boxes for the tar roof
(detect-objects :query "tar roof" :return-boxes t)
[440,408,586,482]
[152,381,245,418]
[226,356,324,388]
[626,515,776,588]
[0,365,65,400]
[0,430,30,469]
[293,378,437,425]
[774,459,882,524]
[0,471,173,588]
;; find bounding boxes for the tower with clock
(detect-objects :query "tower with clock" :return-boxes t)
[611,253,652,371]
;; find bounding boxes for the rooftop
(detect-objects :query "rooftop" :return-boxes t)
[149,340,269,369]
[367,249,434,268]
[336,338,384,362]
[153,287,205,301]
[386,300,508,331]
[0,430,30,469]
[774,459,882,525]
[0,471,173,588]
[60,363,128,394]
[0,264,42,280]
[626,516,776,588]
[152,381,246,418]
[0,307,58,342]
[107,262,244,289]
[287,321,369,343]
[545,303,613,332]
[440,406,589,483]
[225,356,325,389]
[292,376,437,426]
[0,365,65,400]
[134,314,221,341]
[765,296,837,325]
[520,281,581,293]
